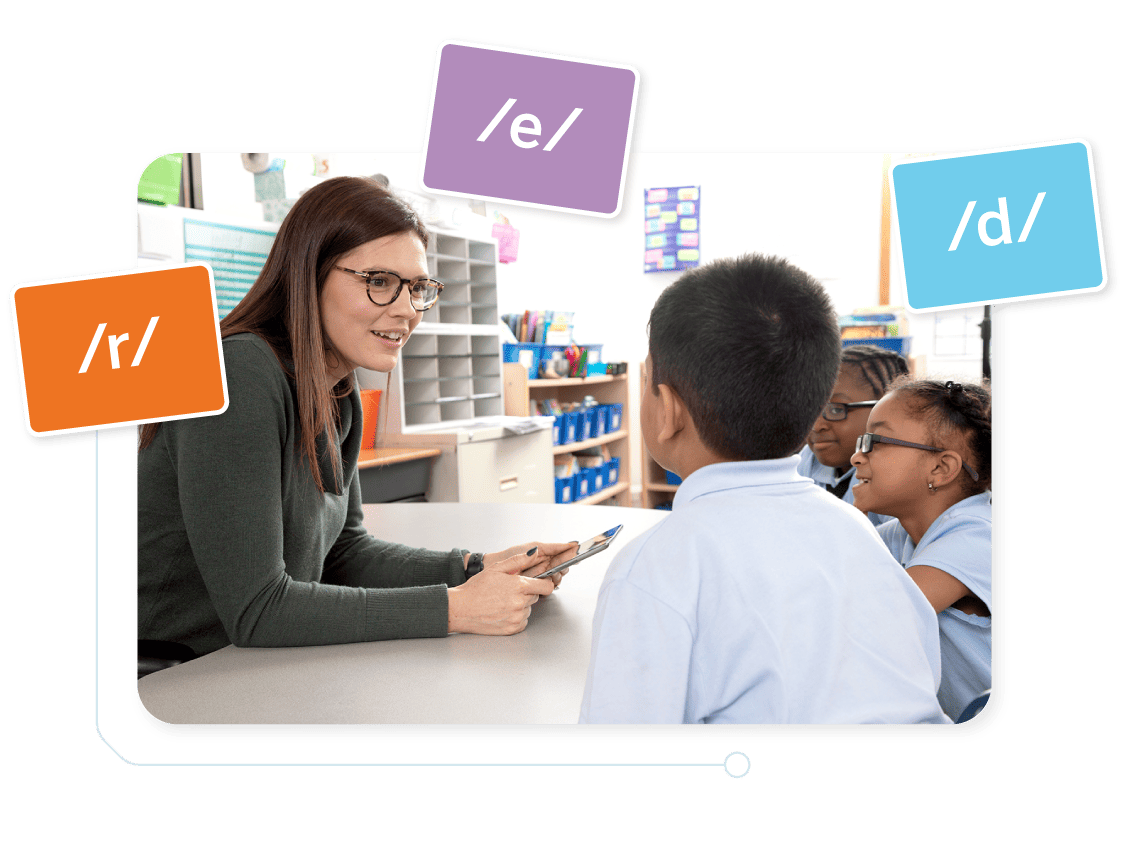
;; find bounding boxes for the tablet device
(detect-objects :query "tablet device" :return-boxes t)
[534,525,623,579]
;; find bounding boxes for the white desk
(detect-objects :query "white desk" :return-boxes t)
[137,502,666,724]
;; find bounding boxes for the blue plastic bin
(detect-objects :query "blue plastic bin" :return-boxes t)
[581,467,602,496]
[554,476,573,504]
[576,409,592,442]
[575,472,589,500]
[550,416,562,446]
[606,403,623,432]
[502,343,542,379]
[606,457,620,485]
[666,471,682,486]
[590,406,606,438]
[562,412,579,444]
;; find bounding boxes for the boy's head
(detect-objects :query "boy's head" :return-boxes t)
[645,254,840,473]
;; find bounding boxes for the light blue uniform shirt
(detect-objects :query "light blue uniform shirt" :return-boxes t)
[877,493,992,722]
[796,445,894,526]
[580,457,950,724]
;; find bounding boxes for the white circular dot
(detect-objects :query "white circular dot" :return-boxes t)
[724,751,750,778]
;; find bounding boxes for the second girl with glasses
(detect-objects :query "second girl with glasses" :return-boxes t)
[139,176,575,662]
[850,377,992,722]
[797,344,909,524]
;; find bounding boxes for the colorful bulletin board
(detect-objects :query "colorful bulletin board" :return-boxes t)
[643,185,701,272]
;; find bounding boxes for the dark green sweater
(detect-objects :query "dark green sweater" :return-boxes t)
[138,333,466,656]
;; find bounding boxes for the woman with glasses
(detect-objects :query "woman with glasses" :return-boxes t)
[138,176,571,661]
[849,377,992,722]
[797,344,909,524]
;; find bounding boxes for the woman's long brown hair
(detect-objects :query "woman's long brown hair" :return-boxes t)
[138,176,429,493]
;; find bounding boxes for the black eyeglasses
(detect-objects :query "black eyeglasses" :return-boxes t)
[334,266,444,311]
[855,433,979,482]
[821,400,877,421]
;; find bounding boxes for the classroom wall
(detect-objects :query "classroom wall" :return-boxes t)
[195,151,984,500]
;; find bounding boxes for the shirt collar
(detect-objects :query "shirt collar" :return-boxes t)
[672,455,806,508]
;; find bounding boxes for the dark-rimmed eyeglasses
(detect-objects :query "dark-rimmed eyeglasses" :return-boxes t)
[334,266,444,311]
[821,400,877,421]
[855,432,979,482]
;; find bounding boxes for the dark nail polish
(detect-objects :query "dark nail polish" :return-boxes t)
[526,546,538,556]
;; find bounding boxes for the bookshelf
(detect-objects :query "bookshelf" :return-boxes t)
[503,364,632,506]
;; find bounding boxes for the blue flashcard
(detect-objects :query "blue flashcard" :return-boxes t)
[891,140,1105,310]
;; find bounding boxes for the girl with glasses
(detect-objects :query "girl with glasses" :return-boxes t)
[850,377,992,722]
[138,176,573,662]
[797,344,909,524]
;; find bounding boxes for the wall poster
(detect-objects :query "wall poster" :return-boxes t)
[643,185,701,272]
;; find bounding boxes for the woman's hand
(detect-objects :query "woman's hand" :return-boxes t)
[484,540,578,588]
[448,550,556,635]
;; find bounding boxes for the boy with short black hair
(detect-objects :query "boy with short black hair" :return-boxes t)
[579,254,949,724]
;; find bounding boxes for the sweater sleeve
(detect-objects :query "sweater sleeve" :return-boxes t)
[162,338,453,648]
[321,464,468,590]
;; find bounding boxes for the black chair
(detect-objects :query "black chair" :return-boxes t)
[138,640,197,679]
[956,689,991,723]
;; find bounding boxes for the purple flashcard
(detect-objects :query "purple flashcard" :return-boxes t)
[423,43,639,217]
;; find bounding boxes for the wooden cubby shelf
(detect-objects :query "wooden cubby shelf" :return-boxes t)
[504,365,633,507]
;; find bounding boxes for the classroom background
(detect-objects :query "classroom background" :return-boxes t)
[140,150,986,510]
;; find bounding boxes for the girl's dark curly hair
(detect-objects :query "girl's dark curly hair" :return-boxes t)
[886,377,992,494]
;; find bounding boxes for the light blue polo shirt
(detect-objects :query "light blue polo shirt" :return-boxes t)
[580,457,950,724]
[877,492,992,722]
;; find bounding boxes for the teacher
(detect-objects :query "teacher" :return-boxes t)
[138,176,570,658]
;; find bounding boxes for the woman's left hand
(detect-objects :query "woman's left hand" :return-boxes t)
[484,541,578,587]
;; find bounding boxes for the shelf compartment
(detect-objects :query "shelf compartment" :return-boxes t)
[431,233,468,258]
[472,396,503,418]
[468,241,497,263]
[551,429,629,456]
[573,481,629,506]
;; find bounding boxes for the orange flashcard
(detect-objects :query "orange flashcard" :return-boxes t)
[12,263,228,435]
